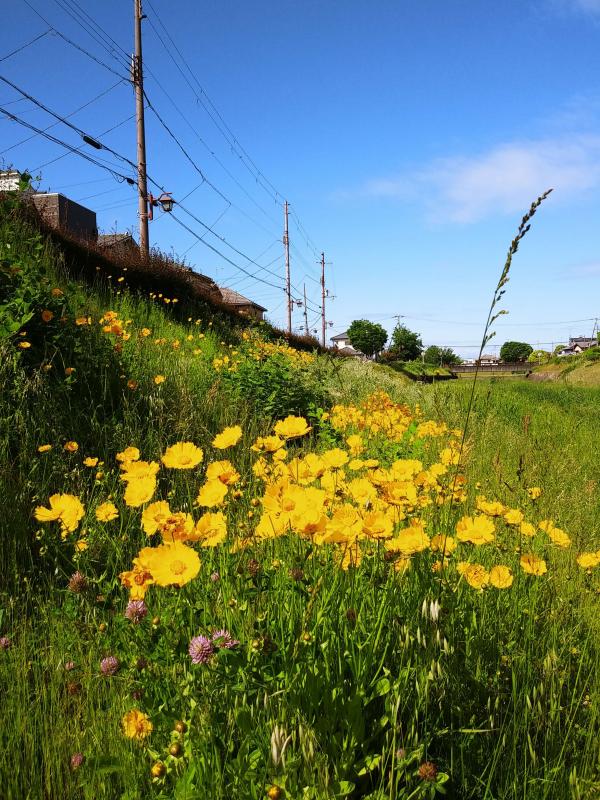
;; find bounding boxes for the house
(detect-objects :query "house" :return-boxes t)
[330,332,362,356]
[31,192,98,241]
[98,233,138,254]
[478,354,500,366]
[218,287,266,320]
[331,331,352,349]
[557,336,598,356]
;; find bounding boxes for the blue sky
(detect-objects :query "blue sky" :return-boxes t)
[1,0,600,356]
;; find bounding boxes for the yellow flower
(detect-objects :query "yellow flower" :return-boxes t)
[37,444,52,453]
[274,415,311,439]
[51,287,63,297]
[519,521,536,537]
[206,460,240,485]
[346,434,364,455]
[142,542,201,587]
[120,460,159,482]
[159,512,195,543]
[527,486,542,500]
[360,510,394,540]
[18,341,31,349]
[153,375,165,385]
[576,552,600,569]
[193,511,228,546]
[96,501,119,522]
[34,494,85,534]
[120,563,154,599]
[251,435,285,454]
[321,448,349,470]
[122,709,153,739]
[430,534,457,555]
[463,563,490,589]
[196,480,228,507]
[41,309,54,322]
[547,526,571,548]
[83,456,99,467]
[385,522,429,556]
[117,447,140,463]
[162,442,204,469]
[476,497,506,517]
[504,509,524,526]
[212,425,243,449]
[124,477,156,507]
[63,441,79,453]
[142,501,172,535]
[456,515,495,545]
[489,564,514,588]
[520,553,547,576]
[141,328,151,337]
[75,316,90,326]
[127,380,138,391]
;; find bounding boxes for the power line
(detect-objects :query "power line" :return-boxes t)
[0,29,52,63]
[143,2,322,271]
[51,0,131,70]
[0,104,137,184]
[0,74,137,173]
[33,113,135,172]
[22,0,129,80]
[0,78,125,156]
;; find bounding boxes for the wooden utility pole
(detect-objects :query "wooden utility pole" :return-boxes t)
[320,251,326,347]
[283,200,292,334]
[303,283,309,335]
[133,0,149,259]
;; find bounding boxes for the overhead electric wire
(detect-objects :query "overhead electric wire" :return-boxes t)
[143,3,322,260]
[0,75,137,173]
[0,105,136,184]
[0,78,125,156]
[52,0,131,68]
[22,0,129,80]
[0,29,52,62]
[33,113,135,172]
[169,211,286,291]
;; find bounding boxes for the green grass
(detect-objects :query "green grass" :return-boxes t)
[2,206,600,800]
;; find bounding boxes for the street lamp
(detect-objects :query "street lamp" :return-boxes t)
[147,192,175,220]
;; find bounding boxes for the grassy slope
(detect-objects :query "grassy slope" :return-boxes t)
[2,209,600,800]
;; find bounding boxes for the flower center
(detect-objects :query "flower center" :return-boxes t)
[170,560,186,575]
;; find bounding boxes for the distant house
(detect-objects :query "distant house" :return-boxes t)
[219,287,266,320]
[557,336,598,357]
[331,331,352,349]
[98,233,138,254]
[330,332,362,357]
[478,354,500,365]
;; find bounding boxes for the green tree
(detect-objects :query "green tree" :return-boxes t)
[424,345,462,365]
[528,349,550,364]
[347,319,388,359]
[500,341,533,362]
[390,323,423,361]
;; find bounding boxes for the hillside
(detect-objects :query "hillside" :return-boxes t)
[2,197,600,800]
[530,347,600,386]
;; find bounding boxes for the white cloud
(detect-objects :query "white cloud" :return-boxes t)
[562,0,600,14]
[360,135,600,223]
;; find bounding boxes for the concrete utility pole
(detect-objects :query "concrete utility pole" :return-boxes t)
[283,200,292,334]
[133,0,149,259]
[320,251,326,348]
[303,283,309,335]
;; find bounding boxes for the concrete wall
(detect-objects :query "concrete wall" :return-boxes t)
[31,194,97,241]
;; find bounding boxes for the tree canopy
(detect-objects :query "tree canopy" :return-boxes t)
[347,319,388,358]
[499,341,533,362]
[390,323,423,361]
[423,345,462,366]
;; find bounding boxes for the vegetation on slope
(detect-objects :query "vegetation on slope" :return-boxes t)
[1,199,600,800]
